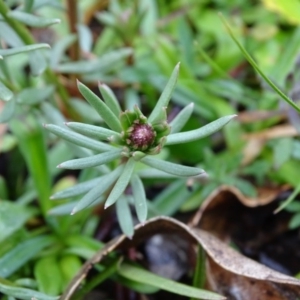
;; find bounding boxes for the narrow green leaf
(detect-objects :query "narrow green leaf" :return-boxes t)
[0,201,35,243]
[58,149,122,169]
[116,197,134,238]
[140,157,205,177]
[77,24,93,53]
[0,44,50,57]
[17,85,55,105]
[29,49,47,76]
[0,278,58,300]
[10,117,51,214]
[0,98,16,123]
[66,122,119,140]
[105,158,136,208]
[48,201,79,215]
[44,124,114,152]
[0,236,54,278]
[148,63,180,123]
[0,81,13,101]
[166,115,237,145]
[170,103,194,134]
[77,81,122,132]
[71,166,123,214]
[50,177,102,200]
[118,263,224,300]
[55,48,132,74]
[131,174,147,223]
[274,182,300,214]
[8,10,60,27]
[99,83,122,117]
[50,34,77,68]
[138,168,177,179]
[34,256,62,296]
[192,245,206,294]
[24,0,34,12]
[220,13,300,113]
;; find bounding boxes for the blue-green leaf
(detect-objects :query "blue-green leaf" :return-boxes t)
[140,157,205,177]
[148,63,180,123]
[58,149,122,169]
[170,103,194,134]
[0,81,13,101]
[8,10,60,28]
[66,122,119,140]
[166,115,237,145]
[44,124,114,152]
[131,174,147,223]
[99,83,122,117]
[116,197,134,238]
[29,49,47,76]
[104,158,136,208]
[71,166,123,214]
[0,44,50,57]
[77,81,122,132]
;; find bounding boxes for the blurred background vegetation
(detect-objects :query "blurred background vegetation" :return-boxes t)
[1,0,300,299]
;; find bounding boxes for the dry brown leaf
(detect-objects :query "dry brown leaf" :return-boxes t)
[243,125,298,140]
[60,216,300,300]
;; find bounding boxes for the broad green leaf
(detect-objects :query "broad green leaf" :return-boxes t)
[0,44,50,57]
[34,256,62,296]
[50,34,77,68]
[0,81,13,101]
[58,149,122,169]
[170,103,194,134]
[105,158,136,208]
[140,157,205,177]
[148,63,180,123]
[55,48,132,74]
[59,255,82,289]
[289,213,300,230]
[0,235,54,278]
[220,14,300,113]
[166,115,237,145]
[131,174,147,223]
[118,263,224,300]
[8,10,60,27]
[44,124,114,152]
[262,0,300,24]
[10,117,51,214]
[0,278,58,300]
[99,83,122,117]
[29,49,47,76]
[17,85,55,105]
[116,197,134,238]
[0,98,16,123]
[72,166,123,214]
[77,81,122,132]
[0,201,35,243]
[66,122,119,140]
[50,177,102,200]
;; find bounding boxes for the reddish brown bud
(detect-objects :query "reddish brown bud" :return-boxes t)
[129,123,155,149]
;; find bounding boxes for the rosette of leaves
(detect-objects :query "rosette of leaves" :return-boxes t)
[45,63,236,237]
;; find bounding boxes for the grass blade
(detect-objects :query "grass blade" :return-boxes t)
[77,81,122,132]
[118,263,224,300]
[166,115,236,145]
[219,13,300,113]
